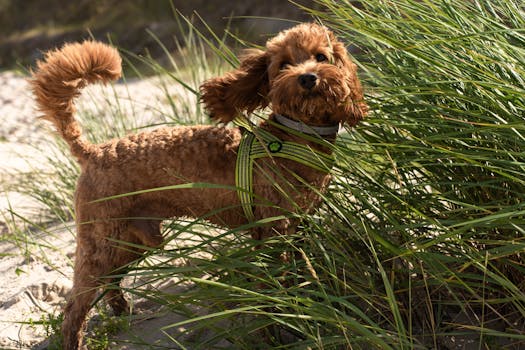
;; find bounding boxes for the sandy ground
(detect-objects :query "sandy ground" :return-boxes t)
[0,70,211,349]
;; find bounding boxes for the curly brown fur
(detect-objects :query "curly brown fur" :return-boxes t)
[31,23,367,349]
[200,23,367,125]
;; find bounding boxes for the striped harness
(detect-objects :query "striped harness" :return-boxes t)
[234,116,336,221]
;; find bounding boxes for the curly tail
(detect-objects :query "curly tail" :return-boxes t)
[31,41,122,162]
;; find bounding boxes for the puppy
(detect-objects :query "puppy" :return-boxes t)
[31,23,367,349]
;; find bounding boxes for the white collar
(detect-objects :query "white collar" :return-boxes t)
[274,114,340,136]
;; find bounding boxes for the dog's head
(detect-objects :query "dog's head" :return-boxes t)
[200,23,367,127]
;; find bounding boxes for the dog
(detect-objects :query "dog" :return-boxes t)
[31,22,367,349]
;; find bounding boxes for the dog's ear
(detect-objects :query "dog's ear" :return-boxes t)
[332,41,368,127]
[199,49,269,123]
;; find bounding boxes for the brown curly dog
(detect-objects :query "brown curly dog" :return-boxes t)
[31,23,367,349]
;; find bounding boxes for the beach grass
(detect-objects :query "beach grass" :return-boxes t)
[4,1,525,348]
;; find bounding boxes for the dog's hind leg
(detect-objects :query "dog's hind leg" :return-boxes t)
[103,273,129,316]
[62,218,164,349]
[61,246,103,350]
[102,219,163,315]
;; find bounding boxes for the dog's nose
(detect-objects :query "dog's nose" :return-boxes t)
[298,73,318,90]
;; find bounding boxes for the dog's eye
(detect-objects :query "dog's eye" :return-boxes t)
[280,61,291,70]
[315,53,328,62]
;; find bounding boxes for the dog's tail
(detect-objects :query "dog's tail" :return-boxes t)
[31,41,122,161]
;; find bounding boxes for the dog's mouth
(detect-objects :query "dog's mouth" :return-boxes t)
[299,72,348,100]
[300,89,323,99]
[270,92,346,126]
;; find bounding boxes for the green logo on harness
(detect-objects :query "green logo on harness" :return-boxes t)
[268,141,283,153]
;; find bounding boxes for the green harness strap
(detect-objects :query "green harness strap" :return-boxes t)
[234,118,335,222]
